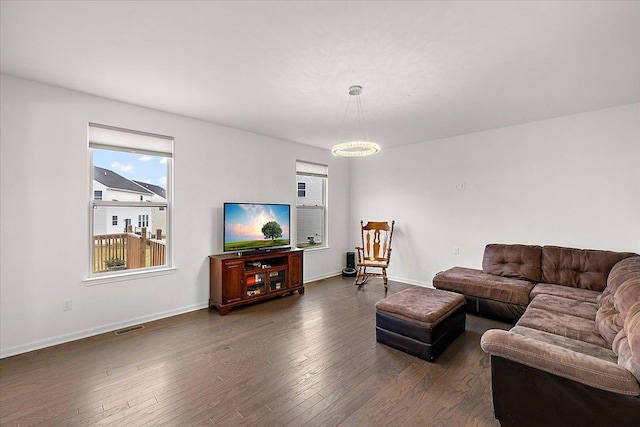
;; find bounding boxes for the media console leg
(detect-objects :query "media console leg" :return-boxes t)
[298,287,305,295]
[217,306,231,315]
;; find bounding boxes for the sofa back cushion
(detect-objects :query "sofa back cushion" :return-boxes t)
[541,246,637,291]
[610,263,640,383]
[614,302,640,384]
[482,244,542,282]
[595,256,640,346]
[605,256,640,295]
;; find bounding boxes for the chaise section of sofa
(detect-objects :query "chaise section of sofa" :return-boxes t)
[433,243,637,321]
[480,255,640,427]
[432,266,534,320]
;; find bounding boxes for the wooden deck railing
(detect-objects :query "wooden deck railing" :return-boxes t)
[149,238,166,267]
[94,227,166,273]
[94,233,126,273]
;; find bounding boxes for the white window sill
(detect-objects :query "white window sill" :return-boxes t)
[84,266,177,286]
[300,245,330,253]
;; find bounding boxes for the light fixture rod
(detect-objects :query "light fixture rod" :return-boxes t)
[336,94,354,144]
[355,95,370,142]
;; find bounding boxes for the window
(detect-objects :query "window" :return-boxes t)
[296,161,328,248]
[138,214,149,228]
[297,182,306,198]
[89,123,173,276]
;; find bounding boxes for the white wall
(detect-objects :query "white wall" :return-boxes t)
[350,103,640,286]
[0,75,351,357]
[4,73,637,358]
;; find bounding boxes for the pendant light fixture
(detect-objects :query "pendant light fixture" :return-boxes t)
[331,85,380,157]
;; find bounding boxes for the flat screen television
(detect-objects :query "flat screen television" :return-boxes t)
[223,202,291,253]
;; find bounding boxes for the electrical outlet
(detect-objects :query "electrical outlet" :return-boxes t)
[454,247,460,255]
[455,183,466,191]
[63,299,72,311]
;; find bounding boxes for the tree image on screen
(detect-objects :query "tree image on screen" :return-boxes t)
[224,203,290,251]
[262,221,283,240]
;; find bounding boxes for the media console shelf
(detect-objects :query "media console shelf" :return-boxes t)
[209,248,304,315]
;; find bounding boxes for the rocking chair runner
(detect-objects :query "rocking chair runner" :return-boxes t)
[355,220,395,290]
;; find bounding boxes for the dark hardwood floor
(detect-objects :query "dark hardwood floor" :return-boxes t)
[0,276,511,426]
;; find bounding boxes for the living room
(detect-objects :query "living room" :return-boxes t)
[1,1,639,425]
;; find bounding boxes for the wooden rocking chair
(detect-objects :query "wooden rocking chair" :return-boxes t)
[355,220,395,291]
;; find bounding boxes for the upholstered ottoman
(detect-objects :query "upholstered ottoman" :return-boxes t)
[375,287,466,362]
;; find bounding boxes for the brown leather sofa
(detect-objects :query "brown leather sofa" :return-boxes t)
[433,244,637,321]
[434,244,640,426]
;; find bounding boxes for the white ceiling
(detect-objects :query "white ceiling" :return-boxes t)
[2,1,639,150]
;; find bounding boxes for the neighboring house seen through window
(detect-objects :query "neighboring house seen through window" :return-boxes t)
[89,123,173,276]
[296,161,327,248]
[297,182,306,198]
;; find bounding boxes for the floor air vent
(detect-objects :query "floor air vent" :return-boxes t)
[114,324,145,336]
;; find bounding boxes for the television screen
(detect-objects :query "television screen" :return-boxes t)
[224,202,291,252]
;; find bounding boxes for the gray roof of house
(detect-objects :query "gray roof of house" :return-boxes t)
[93,166,153,194]
[132,180,166,198]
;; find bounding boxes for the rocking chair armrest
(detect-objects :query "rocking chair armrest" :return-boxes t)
[355,246,364,262]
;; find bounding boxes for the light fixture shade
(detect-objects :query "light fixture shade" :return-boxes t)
[332,85,380,157]
[332,141,380,157]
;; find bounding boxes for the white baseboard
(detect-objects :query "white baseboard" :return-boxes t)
[0,302,209,359]
[387,275,434,288]
[304,271,342,283]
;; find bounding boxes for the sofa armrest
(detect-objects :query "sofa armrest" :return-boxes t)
[481,329,640,395]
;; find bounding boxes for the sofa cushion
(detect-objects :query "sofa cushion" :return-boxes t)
[541,246,637,291]
[613,273,640,316]
[596,297,624,345]
[433,267,534,305]
[510,325,617,363]
[528,294,597,320]
[482,244,542,282]
[607,256,640,296]
[613,301,640,383]
[596,261,640,346]
[516,307,609,348]
[530,283,600,304]
[599,256,640,311]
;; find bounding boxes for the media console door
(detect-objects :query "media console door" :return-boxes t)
[209,249,304,315]
[221,260,243,304]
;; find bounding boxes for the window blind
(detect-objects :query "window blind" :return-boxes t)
[88,123,173,157]
[296,161,328,177]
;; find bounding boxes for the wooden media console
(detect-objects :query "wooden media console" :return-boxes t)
[209,248,304,315]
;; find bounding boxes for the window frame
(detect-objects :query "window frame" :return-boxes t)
[87,123,174,280]
[295,161,328,250]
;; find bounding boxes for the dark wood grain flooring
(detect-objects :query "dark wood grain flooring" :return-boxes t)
[0,276,511,426]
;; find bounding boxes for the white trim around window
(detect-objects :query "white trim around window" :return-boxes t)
[87,123,174,280]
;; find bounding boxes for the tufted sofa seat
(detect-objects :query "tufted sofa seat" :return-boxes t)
[433,244,637,321]
[480,255,640,427]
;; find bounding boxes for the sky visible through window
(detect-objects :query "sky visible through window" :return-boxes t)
[93,149,167,188]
